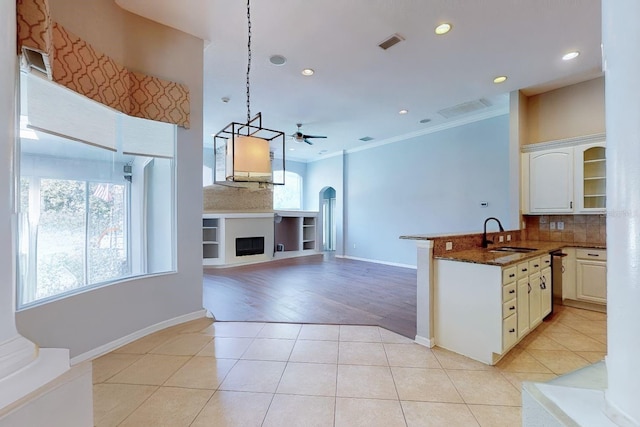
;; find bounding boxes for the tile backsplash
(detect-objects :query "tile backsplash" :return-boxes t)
[522,215,606,245]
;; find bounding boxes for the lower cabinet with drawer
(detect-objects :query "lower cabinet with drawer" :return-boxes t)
[434,256,552,365]
[561,247,607,309]
[576,248,607,304]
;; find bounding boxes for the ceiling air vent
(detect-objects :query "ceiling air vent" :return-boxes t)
[437,98,493,119]
[359,136,374,142]
[378,33,405,50]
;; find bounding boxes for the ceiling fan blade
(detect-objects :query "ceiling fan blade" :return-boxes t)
[303,135,327,139]
[303,138,314,145]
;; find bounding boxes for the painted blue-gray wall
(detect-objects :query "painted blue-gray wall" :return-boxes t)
[303,115,511,266]
[345,115,510,266]
[285,159,307,177]
[303,153,345,255]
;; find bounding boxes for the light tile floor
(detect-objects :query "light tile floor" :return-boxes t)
[93,305,606,426]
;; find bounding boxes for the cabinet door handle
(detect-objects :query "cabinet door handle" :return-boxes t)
[562,265,566,273]
[509,289,515,294]
[528,283,531,293]
[521,268,528,272]
[509,328,516,333]
[587,253,600,257]
[533,264,539,268]
[509,306,516,310]
[570,201,573,209]
[509,273,515,278]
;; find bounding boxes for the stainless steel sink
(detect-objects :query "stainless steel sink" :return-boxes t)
[489,246,538,253]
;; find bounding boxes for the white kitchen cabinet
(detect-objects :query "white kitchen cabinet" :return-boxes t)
[561,247,607,308]
[522,138,606,214]
[574,142,607,212]
[540,263,552,318]
[515,256,551,338]
[575,249,607,304]
[434,256,552,365]
[528,148,574,213]
[529,271,542,327]
[517,277,530,338]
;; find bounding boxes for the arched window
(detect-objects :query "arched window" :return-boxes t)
[273,170,302,210]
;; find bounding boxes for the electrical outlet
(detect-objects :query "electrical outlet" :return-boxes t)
[507,234,512,241]
[445,241,453,251]
[499,236,504,242]
[557,221,564,230]
[550,222,556,230]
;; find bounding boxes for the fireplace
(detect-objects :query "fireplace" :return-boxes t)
[236,237,265,257]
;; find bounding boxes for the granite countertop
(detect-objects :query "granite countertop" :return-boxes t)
[435,240,606,267]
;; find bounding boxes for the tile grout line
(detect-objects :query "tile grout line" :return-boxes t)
[380,330,409,427]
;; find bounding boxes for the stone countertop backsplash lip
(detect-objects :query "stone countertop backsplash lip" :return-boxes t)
[434,240,606,267]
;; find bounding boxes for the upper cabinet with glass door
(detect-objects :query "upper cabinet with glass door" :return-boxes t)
[574,142,606,213]
[522,139,606,214]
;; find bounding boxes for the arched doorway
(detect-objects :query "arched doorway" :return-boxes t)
[319,187,336,251]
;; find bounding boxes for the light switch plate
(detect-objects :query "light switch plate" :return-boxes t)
[550,222,556,230]
[445,241,453,250]
[557,221,564,230]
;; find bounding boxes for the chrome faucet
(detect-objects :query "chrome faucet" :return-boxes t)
[482,217,504,248]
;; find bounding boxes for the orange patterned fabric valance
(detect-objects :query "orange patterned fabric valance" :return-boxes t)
[17,0,190,128]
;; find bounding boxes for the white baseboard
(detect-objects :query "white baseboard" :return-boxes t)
[70,309,207,365]
[338,255,417,270]
[414,335,434,348]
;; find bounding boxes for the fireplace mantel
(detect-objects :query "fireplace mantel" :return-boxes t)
[202,211,319,267]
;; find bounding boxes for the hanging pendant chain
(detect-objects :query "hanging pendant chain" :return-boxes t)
[246,0,252,124]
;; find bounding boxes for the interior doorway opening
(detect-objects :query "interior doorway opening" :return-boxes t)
[320,187,336,251]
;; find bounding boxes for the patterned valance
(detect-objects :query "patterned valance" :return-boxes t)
[16,0,190,128]
[16,0,53,78]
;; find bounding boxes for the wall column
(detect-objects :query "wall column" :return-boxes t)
[415,240,434,347]
[0,0,70,411]
[0,0,37,382]
[602,0,640,425]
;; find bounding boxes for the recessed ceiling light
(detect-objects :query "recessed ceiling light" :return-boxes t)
[269,55,287,66]
[289,148,295,151]
[493,76,507,84]
[562,51,580,61]
[435,23,452,35]
[301,68,314,76]
[399,109,409,115]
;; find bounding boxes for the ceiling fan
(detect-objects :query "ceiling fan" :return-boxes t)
[290,123,327,145]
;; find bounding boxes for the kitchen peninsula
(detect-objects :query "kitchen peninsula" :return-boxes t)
[401,230,605,365]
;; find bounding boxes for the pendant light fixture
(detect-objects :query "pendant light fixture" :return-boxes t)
[213,0,285,185]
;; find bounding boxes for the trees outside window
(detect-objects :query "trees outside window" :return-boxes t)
[273,170,302,210]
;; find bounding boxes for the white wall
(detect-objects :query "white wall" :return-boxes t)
[15,0,204,359]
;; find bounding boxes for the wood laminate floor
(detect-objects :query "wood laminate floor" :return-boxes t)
[202,254,417,338]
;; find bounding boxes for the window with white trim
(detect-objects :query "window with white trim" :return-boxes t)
[17,72,176,307]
